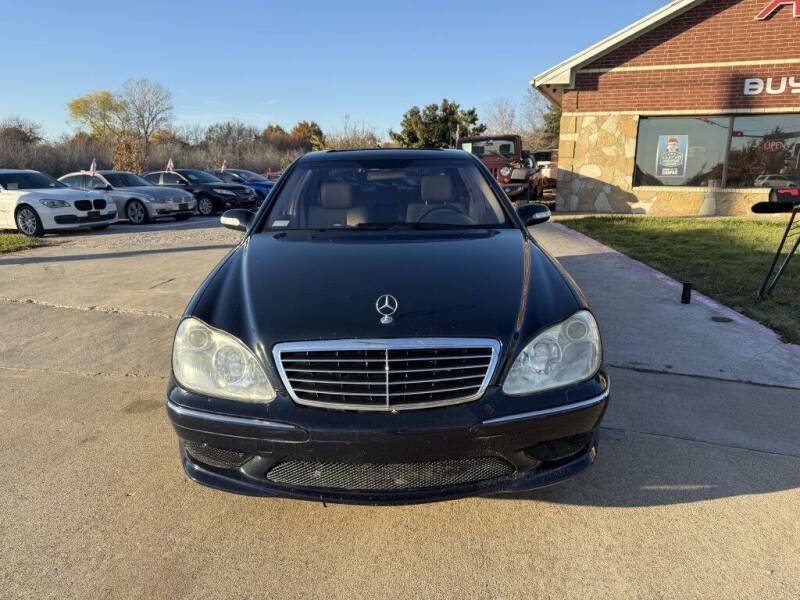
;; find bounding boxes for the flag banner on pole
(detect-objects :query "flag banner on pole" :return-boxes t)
[221,160,227,173]
[89,158,97,177]
[167,158,174,172]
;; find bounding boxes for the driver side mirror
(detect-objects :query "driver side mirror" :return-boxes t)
[220,208,253,232]
[517,202,551,226]
[177,179,187,185]
[93,182,111,191]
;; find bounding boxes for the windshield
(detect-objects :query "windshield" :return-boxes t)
[180,170,222,184]
[261,158,509,231]
[103,172,151,187]
[460,139,517,157]
[231,169,269,182]
[0,171,66,190]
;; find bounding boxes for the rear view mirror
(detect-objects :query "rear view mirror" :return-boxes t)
[517,202,551,226]
[220,209,253,232]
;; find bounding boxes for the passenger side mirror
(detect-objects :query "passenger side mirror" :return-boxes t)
[516,202,551,226]
[93,182,111,191]
[220,208,253,232]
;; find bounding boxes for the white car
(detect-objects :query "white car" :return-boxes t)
[59,170,196,224]
[754,174,800,189]
[0,169,117,237]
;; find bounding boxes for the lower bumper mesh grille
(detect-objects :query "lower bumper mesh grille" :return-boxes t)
[266,457,514,491]
[184,441,251,469]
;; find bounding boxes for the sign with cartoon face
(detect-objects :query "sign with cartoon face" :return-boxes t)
[656,135,689,178]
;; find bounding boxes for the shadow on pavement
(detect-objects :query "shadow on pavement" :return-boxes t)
[494,427,800,507]
[0,243,234,266]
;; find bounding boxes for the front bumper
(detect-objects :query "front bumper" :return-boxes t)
[500,183,528,198]
[224,195,258,209]
[166,377,609,504]
[42,209,118,229]
[147,199,196,218]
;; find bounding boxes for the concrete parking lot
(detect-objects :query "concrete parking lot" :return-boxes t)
[2,218,799,599]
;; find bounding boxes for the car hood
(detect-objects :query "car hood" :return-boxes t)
[199,182,250,193]
[13,187,104,200]
[188,228,582,362]
[117,185,193,199]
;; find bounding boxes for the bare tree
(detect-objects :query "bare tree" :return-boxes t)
[322,116,380,150]
[484,98,517,135]
[121,78,173,163]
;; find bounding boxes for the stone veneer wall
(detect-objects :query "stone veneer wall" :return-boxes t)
[555,113,770,216]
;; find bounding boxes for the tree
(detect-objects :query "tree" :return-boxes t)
[484,98,517,135]
[539,103,562,149]
[67,91,127,139]
[389,99,485,148]
[262,124,288,138]
[321,116,379,150]
[0,117,42,145]
[113,138,142,173]
[290,120,324,151]
[205,120,259,147]
[120,78,173,162]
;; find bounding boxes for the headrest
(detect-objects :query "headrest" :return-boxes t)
[421,175,453,204]
[320,182,352,209]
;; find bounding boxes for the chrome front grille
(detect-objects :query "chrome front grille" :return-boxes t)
[273,339,500,411]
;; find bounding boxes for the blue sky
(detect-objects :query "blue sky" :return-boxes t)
[0,0,667,138]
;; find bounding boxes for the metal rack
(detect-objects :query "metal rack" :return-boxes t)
[753,190,800,299]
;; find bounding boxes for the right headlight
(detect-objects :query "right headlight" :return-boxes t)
[39,198,70,208]
[172,317,275,403]
[503,310,601,396]
[213,188,236,196]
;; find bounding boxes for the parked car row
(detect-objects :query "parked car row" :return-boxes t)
[0,166,276,236]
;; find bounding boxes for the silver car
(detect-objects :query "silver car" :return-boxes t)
[59,170,196,224]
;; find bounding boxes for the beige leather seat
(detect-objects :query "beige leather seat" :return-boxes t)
[406,175,465,222]
[307,182,367,227]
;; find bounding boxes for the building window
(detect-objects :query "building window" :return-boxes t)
[634,114,800,189]
[726,115,800,189]
[634,117,730,187]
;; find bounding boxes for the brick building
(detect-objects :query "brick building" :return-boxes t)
[532,0,800,215]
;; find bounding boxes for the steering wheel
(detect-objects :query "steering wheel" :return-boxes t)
[416,205,475,225]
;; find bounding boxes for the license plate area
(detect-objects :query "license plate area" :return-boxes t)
[179,203,189,211]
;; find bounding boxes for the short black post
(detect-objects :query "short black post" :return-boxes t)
[681,282,692,304]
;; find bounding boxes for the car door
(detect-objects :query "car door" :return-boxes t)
[162,172,191,191]
[91,176,126,213]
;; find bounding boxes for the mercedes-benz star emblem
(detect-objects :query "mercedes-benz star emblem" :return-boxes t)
[375,294,398,325]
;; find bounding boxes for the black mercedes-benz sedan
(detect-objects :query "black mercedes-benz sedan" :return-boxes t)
[166,148,609,504]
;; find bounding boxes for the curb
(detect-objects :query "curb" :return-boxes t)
[548,222,800,358]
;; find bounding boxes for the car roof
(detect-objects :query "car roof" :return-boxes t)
[0,168,39,174]
[298,148,471,163]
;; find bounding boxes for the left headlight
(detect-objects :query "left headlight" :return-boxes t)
[142,194,167,204]
[503,310,601,396]
[172,317,276,403]
[499,167,512,178]
[213,188,235,196]
[39,198,70,208]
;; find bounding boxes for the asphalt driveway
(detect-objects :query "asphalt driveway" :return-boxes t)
[1,218,798,599]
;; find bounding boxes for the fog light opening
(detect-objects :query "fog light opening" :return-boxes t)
[184,441,252,469]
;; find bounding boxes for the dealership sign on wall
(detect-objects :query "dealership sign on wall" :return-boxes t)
[755,0,800,20]
[744,77,800,95]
